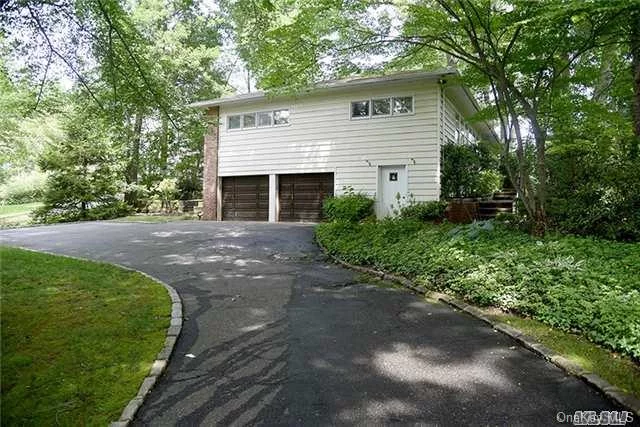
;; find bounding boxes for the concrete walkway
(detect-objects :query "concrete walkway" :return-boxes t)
[1,221,621,425]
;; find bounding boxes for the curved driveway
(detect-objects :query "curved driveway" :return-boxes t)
[1,221,620,425]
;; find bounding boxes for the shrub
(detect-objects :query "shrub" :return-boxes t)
[34,103,126,224]
[400,200,448,221]
[474,170,503,198]
[154,178,178,213]
[0,171,47,204]
[33,201,132,223]
[441,141,503,199]
[323,187,374,222]
[547,136,640,242]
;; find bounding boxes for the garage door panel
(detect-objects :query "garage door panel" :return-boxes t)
[222,175,269,221]
[279,173,334,222]
[235,194,267,201]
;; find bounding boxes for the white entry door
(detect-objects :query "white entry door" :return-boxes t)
[378,165,407,217]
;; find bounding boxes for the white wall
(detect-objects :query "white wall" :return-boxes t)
[442,94,478,145]
[218,81,442,203]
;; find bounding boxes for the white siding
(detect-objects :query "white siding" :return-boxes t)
[219,81,441,201]
[442,95,478,145]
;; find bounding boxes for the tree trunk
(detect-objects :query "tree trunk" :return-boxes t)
[159,116,169,174]
[631,9,640,137]
[594,48,613,103]
[529,115,547,236]
[125,112,143,205]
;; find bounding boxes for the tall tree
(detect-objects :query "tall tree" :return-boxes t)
[35,99,127,222]
[2,0,226,204]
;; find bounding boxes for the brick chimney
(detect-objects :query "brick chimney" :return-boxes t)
[202,106,219,220]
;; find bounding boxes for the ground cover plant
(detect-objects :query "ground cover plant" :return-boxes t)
[0,247,170,425]
[316,220,640,360]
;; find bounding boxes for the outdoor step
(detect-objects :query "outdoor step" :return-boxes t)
[479,200,514,208]
[478,208,514,215]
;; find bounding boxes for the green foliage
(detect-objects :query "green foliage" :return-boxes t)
[34,201,132,224]
[316,220,640,359]
[476,170,503,198]
[399,200,448,222]
[33,103,128,223]
[0,170,47,204]
[441,142,503,199]
[548,135,640,241]
[0,55,64,184]
[154,178,178,213]
[322,186,374,222]
[2,0,224,207]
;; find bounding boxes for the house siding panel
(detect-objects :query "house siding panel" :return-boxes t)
[219,82,441,202]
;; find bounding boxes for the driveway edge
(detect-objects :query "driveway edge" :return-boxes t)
[316,240,640,417]
[5,246,183,427]
[109,269,182,427]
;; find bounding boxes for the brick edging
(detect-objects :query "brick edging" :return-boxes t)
[5,246,183,426]
[109,270,182,427]
[315,240,640,416]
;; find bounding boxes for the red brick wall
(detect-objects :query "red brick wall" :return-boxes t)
[202,107,219,220]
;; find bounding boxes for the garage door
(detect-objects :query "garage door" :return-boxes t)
[222,175,269,221]
[279,173,334,222]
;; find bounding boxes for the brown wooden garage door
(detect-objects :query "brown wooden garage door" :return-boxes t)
[222,175,269,221]
[279,173,334,222]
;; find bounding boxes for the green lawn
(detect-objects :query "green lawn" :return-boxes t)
[0,247,170,425]
[0,202,42,227]
[0,202,42,217]
[316,220,640,360]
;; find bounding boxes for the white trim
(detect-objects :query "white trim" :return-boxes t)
[268,174,278,222]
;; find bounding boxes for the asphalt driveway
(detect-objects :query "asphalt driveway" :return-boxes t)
[0,221,623,425]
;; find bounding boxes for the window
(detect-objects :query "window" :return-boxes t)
[257,111,272,127]
[389,172,398,181]
[350,96,413,119]
[228,115,241,130]
[274,109,290,125]
[351,100,369,118]
[372,98,391,116]
[393,96,413,114]
[243,113,256,128]
[227,109,288,131]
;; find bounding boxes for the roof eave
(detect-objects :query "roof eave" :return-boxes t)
[188,69,459,109]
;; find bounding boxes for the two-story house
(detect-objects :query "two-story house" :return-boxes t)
[191,69,494,222]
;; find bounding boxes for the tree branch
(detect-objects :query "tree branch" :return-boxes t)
[26,3,104,109]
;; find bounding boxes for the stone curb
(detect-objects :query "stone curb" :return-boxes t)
[5,246,183,426]
[316,241,640,417]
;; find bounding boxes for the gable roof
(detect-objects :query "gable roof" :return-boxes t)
[189,69,497,141]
